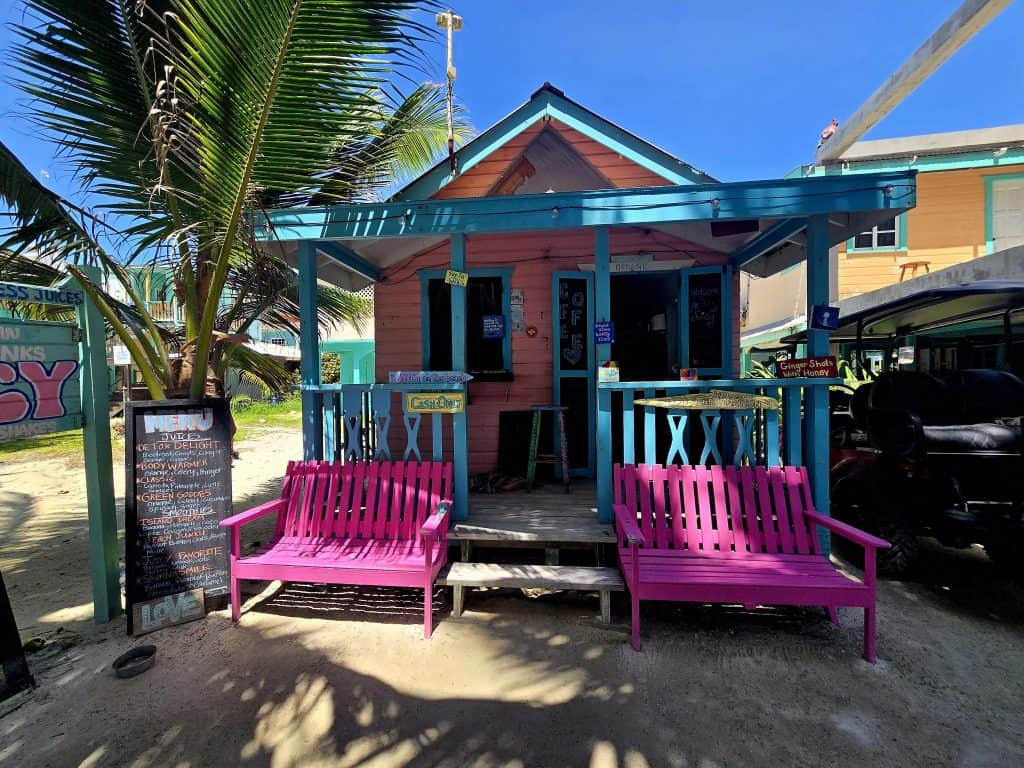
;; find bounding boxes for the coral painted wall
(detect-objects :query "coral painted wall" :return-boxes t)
[375,229,734,473]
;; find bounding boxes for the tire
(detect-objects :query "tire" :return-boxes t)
[831,475,918,577]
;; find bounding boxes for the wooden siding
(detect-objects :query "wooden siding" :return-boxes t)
[375,229,734,474]
[433,118,672,200]
[837,163,1024,299]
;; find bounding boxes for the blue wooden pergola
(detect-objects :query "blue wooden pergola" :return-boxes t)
[255,169,917,530]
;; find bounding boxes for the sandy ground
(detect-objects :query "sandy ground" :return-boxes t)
[2,428,1024,767]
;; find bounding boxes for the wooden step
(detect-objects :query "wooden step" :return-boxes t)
[439,563,624,623]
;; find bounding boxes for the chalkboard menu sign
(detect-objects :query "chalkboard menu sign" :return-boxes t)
[688,271,723,369]
[125,399,232,634]
[558,277,588,371]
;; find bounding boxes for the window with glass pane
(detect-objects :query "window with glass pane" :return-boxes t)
[852,217,898,250]
[426,276,506,372]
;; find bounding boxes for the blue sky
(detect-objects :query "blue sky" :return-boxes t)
[1,0,1021,210]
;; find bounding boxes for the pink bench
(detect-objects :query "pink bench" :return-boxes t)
[614,464,890,661]
[220,459,453,637]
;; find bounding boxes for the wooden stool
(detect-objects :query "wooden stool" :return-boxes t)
[527,405,571,493]
[898,260,930,282]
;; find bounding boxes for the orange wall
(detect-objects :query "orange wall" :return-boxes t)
[836,163,1024,299]
[375,230,734,473]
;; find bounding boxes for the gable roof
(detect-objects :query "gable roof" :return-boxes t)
[392,83,717,201]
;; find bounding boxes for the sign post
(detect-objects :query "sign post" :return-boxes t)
[0,271,119,622]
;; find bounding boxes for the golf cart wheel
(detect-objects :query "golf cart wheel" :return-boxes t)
[831,477,918,577]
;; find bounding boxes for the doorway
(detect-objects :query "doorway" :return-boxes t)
[610,273,680,381]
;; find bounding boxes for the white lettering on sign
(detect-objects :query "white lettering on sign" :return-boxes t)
[0,345,46,362]
[143,409,215,434]
[135,589,205,635]
[0,280,84,306]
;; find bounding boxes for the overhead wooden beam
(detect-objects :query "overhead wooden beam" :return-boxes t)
[816,0,1012,164]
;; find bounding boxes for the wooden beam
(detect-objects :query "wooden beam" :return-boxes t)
[816,0,1012,164]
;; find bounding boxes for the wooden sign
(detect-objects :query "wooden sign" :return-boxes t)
[777,356,838,378]
[688,272,723,369]
[0,280,83,307]
[131,588,206,636]
[389,370,473,384]
[0,319,82,442]
[557,277,588,371]
[405,392,466,413]
[444,269,469,287]
[125,399,233,635]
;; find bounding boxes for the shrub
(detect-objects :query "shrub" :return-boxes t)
[321,352,341,384]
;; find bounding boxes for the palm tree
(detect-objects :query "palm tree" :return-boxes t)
[0,0,467,399]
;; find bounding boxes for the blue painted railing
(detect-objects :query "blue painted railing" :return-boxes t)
[596,377,840,522]
[304,382,469,520]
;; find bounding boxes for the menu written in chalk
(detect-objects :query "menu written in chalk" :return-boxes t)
[125,399,232,635]
[688,271,723,370]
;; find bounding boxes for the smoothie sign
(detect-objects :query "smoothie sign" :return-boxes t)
[0,318,82,441]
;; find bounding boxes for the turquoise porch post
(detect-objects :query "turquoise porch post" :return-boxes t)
[298,241,322,460]
[595,226,612,522]
[75,266,121,622]
[450,234,469,520]
[804,215,831,551]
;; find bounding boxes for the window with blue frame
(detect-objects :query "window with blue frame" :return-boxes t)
[848,215,904,251]
[421,269,512,377]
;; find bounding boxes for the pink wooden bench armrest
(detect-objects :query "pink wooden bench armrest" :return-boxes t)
[421,500,452,539]
[613,503,646,547]
[220,498,286,529]
[804,508,891,550]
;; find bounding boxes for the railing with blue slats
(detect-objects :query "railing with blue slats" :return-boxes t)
[596,377,841,522]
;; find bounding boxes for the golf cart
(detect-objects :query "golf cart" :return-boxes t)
[797,281,1024,576]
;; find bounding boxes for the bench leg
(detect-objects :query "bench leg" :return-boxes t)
[827,606,840,626]
[630,591,641,651]
[230,576,241,623]
[452,585,465,617]
[424,586,433,640]
[863,605,876,663]
[600,591,611,624]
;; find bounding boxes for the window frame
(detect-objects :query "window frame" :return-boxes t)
[984,173,1024,255]
[419,267,513,374]
[846,214,905,253]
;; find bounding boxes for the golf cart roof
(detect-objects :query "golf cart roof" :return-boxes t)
[781,280,1024,343]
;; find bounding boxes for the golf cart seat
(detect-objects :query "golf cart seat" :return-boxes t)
[921,423,1022,452]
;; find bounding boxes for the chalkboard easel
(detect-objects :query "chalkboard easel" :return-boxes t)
[125,399,233,635]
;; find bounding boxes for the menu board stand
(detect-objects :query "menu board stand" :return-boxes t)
[125,399,233,635]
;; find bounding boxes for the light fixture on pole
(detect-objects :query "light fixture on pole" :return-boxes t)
[435,9,463,174]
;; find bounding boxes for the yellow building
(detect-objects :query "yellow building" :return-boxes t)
[742,125,1024,365]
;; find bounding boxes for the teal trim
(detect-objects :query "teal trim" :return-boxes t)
[594,227,611,512]
[679,265,729,377]
[984,173,1024,254]
[804,215,832,552]
[395,85,712,201]
[731,218,807,267]
[315,240,380,282]
[551,270,595,477]
[298,242,322,460]
[792,147,1024,178]
[846,212,907,253]
[257,171,917,243]
[72,266,120,623]
[418,266,514,371]
[450,234,469,521]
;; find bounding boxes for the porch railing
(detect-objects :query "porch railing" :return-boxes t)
[303,382,468,519]
[596,377,839,522]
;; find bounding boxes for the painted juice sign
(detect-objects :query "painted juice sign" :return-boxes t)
[0,319,81,441]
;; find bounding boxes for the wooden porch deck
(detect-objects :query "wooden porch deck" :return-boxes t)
[454,481,615,544]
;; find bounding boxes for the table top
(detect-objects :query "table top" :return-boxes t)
[633,389,780,411]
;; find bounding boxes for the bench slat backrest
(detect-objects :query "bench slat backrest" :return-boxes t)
[614,463,819,556]
[274,460,453,541]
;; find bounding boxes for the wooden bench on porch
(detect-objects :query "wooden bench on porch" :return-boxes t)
[220,459,453,637]
[614,463,890,661]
